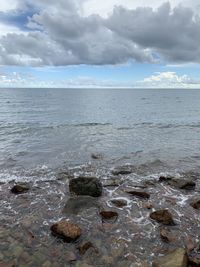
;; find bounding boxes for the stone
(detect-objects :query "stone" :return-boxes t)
[143,202,153,209]
[111,166,133,176]
[91,153,103,160]
[42,261,51,267]
[69,177,102,197]
[160,228,177,243]
[126,190,150,199]
[190,199,200,210]
[50,220,82,242]
[78,242,94,255]
[169,178,196,190]
[62,196,99,215]
[152,248,188,267]
[100,211,118,222]
[110,199,128,208]
[188,253,200,266]
[0,262,15,267]
[10,183,30,194]
[150,210,175,225]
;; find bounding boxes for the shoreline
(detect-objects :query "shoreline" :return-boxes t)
[0,164,200,267]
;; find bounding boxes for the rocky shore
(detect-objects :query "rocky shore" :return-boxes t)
[0,162,200,267]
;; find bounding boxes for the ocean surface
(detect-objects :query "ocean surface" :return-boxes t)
[1,88,200,182]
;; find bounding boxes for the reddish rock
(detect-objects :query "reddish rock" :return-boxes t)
[50,220,82,242]
[190,200,200,210]
[78,242,95,255]
[150,209,175,225]
[100,211,118,222]
[126,190,150,199]
[160,228,177,243]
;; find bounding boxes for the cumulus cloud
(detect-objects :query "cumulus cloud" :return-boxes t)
[0,1,200,66]
[137,71,200,88]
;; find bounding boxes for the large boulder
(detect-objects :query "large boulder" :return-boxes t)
[62,196,99,215]
[150,210,175,225]
[69,177,102,197]
[50,220,82,242]
[152,248,188,267]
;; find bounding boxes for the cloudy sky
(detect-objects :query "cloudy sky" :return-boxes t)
[0,0,200,88]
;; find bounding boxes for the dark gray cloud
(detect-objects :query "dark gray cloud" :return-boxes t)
[0,1,199,66]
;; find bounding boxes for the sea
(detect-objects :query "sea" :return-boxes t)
[1,88,200,182]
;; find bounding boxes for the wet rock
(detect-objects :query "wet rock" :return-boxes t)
[160,228,177,243]
[150,210,175,225]
[143,202,153,209]
[126,190,150,199]
[50,220,82,242]
[190,199,200,210]
[152,248,188,267]
[100,211,118,222]
[188,252,200,266]
[10,183,30,194]
[159,176,173,182]
[78,242,94,255]
[91,153,103,160]
[103,177,123,187]
[111,166,133,176]
[186,237,196,252]
[65,252,77,262]
[63,196,99,215]
[0,262,15,267]
[169,178,196,190]
[69,177,102,197]
[110,199,127,208]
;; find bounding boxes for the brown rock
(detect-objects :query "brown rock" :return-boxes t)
[190,200,200,210]
[110,199,128,208]
[126,190,150,199]
[143,202,153,209]
[150,210,175,225]
[10,183,30,194]
[170,178,195,190]
[78,242,94,255]
[160,228,177,243]
[188,253,200,266]
[186,237,196,252]
[152,248,188,267]
[100,211,118,222]
[0,262,15,267]
[50,220,82,242]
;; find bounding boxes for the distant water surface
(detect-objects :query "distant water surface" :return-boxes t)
[1,88,200,181]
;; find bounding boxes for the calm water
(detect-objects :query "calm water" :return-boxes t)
[1,88,200,182]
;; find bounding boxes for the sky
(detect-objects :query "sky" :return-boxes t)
[0,0,200,88]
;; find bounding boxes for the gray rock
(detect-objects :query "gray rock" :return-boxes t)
[69,177,102,197]
[111,166,133,176]
[63,196,99,215]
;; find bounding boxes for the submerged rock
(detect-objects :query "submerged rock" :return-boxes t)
[152,248,188,267]
[69,177,102,197]
[63,196,99,215]
[190,199,200,210]
[78,241,95,255]
[188,252,200,266]
[50,220,82,242]
[100,211,118,222]
[110,199,128,208]
[159,176,196,190]
[150,209,175,225]
[126,190,150,199]
[10,183,30,194]
[111,166,133,176]
[160,228,177,243]
[91,153,103,160]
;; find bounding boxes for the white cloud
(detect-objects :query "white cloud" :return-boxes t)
[137,71,200,88]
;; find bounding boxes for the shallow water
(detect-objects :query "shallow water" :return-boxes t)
[0,88,200,266]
